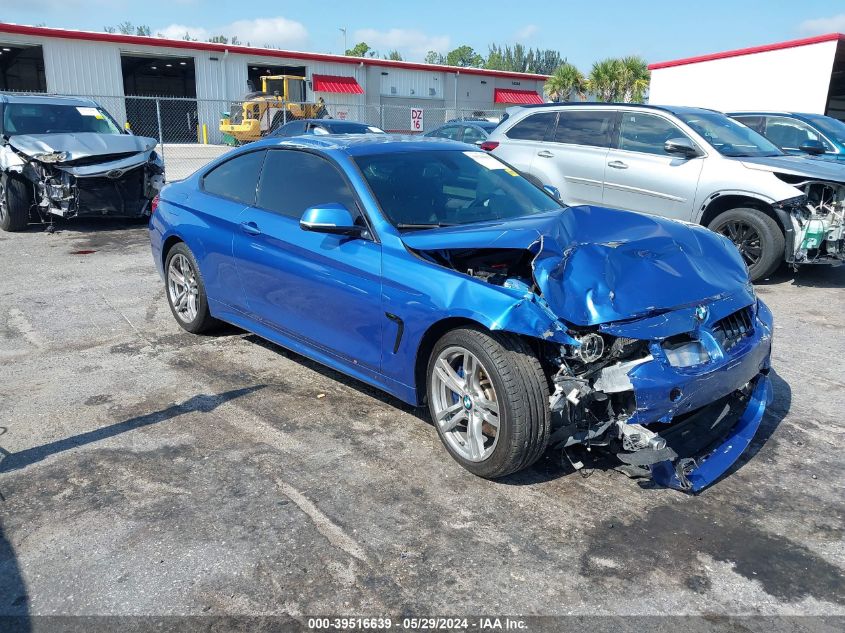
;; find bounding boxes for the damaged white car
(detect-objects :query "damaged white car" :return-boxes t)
[0,94,164,232]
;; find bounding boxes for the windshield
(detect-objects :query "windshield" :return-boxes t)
[676,110,783,157]
[3,103,122,136]
[803,114,845,146]
[354,149,562,229]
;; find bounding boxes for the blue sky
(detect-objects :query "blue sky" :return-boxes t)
[3,0,845,69]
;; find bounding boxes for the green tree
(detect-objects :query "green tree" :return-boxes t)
[136,25,151,36]
[587,58,625,102]
[384,50,403,61]
[105,22,151,36]
[620,55,650,103]
[445,45,484,68]
[424,50,444,64]
[345,42,376,57]
[544,62,586,102]
[208,35,229,44]
[531,48,563,75]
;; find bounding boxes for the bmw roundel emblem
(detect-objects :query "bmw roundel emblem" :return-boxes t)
[462,395,473,410]
[695,305,709,322]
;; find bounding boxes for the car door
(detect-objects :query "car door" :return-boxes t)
[192,149,267,313]
[493,111,557,179]
[527,109,617,206]
[232,149,384,371]
[603,111,704,220]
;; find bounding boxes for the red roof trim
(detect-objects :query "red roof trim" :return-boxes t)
[312,74,364,94]
[648,32,845,70]
[494,88,544,104]
[0,22,549,81]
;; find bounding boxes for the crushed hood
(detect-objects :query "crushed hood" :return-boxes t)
[9,132,157,162]
[738,154,845,182]
[402,206,752,327]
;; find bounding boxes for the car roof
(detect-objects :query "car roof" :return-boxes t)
[726,111,821,118]
[285,119,374,127]
[0,93,99,107]
[252,133,470,156]
[509,102,721,117]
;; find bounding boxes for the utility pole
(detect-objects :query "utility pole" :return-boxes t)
[339,27,347,54]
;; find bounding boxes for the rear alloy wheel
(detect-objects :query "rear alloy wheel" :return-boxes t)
[426,327,549,479]
[0,174,32,232]
[165,243,219,334]
[709,207,784,281]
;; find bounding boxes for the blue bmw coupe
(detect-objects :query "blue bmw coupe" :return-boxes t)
[150,135,773,491]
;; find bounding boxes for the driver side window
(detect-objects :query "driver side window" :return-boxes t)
[256,150,361,221]
[619,113,690,155]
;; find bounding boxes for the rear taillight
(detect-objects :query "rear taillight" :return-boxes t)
[480,141,499,151]
[150,195,159,215]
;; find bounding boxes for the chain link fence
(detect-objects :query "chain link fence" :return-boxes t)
[2,92,508,180]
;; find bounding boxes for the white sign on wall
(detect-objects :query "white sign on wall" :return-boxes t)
[410,108,424,132]
[335,108,350,120]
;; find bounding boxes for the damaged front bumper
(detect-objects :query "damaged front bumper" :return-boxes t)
[649,373,771,492]
[553,296,774,493]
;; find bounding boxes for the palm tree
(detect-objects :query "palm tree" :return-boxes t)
[620,55,650,103]
[544,62,586,102]
[587,58,625,102]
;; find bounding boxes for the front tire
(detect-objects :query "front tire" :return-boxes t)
[164,243,219,334]
[426,327,550,479]
[0,174,32,232]
[708,207,784,281]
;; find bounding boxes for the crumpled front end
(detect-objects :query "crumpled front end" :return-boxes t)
[403,207,775,492]
[1,133,165,220]
[548,295,773,492]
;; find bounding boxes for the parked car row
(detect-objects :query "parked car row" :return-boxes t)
[2,90,839,492]
[483,103,845,281]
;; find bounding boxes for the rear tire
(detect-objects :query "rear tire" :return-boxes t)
[164,242,220,334]
[0,174,32,232]
[708,207,784,282]
[426,327,550,479]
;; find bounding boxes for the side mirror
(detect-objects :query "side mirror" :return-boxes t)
[300,203,361,236]
[664,137,701,158]
[798,139,826,155]
[543,185,562,201]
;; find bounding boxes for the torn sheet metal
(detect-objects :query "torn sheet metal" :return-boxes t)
[402,205,754,327]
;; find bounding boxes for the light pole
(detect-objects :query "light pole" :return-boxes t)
[339,27,347,54]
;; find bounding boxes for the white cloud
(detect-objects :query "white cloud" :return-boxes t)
[514,24,539,40]
[799,14,845,35]
[156,16,308,48]
[352,28,450,59]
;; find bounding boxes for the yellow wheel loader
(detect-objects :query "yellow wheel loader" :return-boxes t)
[219,75,328,144]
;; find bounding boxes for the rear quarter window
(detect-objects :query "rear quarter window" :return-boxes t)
[505,112,557,141]
[202,150,266,205]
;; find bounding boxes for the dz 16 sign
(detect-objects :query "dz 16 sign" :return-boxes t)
[410,108,424,131]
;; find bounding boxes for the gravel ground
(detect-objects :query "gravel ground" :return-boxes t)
[0,220,842,631]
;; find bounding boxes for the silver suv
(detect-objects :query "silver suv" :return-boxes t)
[486,103,845,281]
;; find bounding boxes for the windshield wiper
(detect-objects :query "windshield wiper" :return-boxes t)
[395,222,455,230]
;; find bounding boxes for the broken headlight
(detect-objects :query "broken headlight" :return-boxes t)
[34,151,71,164]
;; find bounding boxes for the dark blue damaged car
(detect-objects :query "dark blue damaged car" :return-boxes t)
[149,135,773,492]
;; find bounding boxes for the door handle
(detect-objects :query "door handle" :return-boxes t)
[537,150,554,158]
[240,221,262,235]
[608,160,628,169]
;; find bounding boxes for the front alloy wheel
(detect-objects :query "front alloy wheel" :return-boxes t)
[708,207,784,281]
[430,346,501,462]
[426,327,550,478]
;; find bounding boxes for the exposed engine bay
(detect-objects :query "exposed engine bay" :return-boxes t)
[414,242,773,492]
[776,176,845,265]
